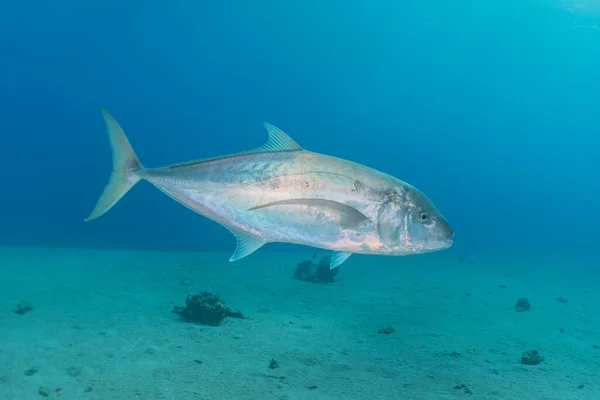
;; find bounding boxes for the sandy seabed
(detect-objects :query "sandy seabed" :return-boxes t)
[0,246,598,400]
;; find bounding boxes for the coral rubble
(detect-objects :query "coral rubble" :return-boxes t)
[293,255,339,283]
[172,291,244,326]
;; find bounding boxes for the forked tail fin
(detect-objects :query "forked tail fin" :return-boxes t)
[85,109,143,221]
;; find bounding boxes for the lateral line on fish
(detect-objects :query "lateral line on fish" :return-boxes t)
[164,149,302,169]
[258,170,379,195]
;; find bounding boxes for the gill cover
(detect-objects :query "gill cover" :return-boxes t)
[376,199,404,249]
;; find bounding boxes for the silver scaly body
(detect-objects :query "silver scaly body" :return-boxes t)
[86,110,453,269]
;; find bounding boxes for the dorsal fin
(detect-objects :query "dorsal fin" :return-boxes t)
[255,122,303,152]
[163,122,302,169]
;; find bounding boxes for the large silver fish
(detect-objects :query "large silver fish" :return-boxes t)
[86,110,453,269]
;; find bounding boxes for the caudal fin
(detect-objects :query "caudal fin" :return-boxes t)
[85,109,143,221]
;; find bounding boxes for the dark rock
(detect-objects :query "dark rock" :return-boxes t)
[578,384,584,389]
[454,384,473,394]
[515,297,530,312]
[172,291,244,326]
[24,367,38,376]
[559,328,565,333]
[293,255,339,283]
[521,349,544,365]
[593,344,599,349]
[556,297,568,303]
[439,351,462,358]
[269,358,279,369]
[66,366,82,377]
[377,326,395,335]
[14,300,33,315]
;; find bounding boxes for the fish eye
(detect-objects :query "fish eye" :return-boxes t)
[418,211,430,223]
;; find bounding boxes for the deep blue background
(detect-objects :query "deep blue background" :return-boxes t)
[1,1,598,255]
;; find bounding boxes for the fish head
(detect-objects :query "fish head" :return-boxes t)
[377,186,453,254]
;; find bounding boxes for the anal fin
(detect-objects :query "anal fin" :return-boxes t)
[229,229,266,262]
[330,251,353,269]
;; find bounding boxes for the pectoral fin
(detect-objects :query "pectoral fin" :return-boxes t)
[249,198,370,230]
[330,251,353,269]
[229,229,266,262]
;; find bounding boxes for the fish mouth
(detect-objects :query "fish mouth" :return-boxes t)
[433,239,453,250]
[442,227,454,247]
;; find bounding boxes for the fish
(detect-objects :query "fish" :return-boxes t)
[86,109,454,269]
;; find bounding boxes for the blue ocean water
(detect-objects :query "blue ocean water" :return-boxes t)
[0,0,597,255]
[1,1,599,399]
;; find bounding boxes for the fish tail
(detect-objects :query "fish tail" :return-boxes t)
[85,109,144,221]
